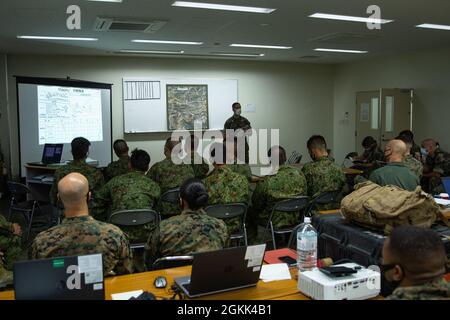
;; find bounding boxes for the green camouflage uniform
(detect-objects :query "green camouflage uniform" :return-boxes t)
[0,259,13,288]
[302,156,346,210]
[0,215,23,270]
[362,147,384,164]
[50,160,105,206]
[94,171,161,243]
[224,115,251,162]
[147,157,194,217]
[31,216,133,276]
[386,278,450,300]
[229,163,253,182]
[411,142,422,160]
[252,165,308,228]
[204,166,250,234]
[104,155,130,182]
[144,209,228,268]
[403,154,423,179]
[184,152,210,179]
[425,148,450,194]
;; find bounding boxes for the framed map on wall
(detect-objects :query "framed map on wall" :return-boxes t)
[166,84,209,130]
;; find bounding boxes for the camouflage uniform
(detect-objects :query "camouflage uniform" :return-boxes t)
[50,160,105,206]
[362,147,384,164]
[94,171,161,242]
[224,115,251,162]
[144,209,228,268]
[302,156,346,210]
[146,157,194,217]
[252,165,308,228]
[183,153,210,179]
[411,142,422,160]
[0,258,13,288]
[403,154,423,179]
[204,166,250,234]
[425,148,450,194]
[0,215,22,270]
[386,278,450,300]
[104,155,130,182]
[229,163,253,182]
[31,216,133,276]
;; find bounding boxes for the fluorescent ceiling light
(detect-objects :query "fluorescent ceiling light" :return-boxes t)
[314,48,368,54]
[211,52,264,57]
[132,39,203,45]
[120,50,184,54]
[17,35,98,41]
[172,1,276,14]
[416,23,450,31]
[309,13,393,24]
[230,44,292,50]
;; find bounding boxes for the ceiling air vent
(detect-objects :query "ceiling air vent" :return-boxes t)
[93,17,167,33]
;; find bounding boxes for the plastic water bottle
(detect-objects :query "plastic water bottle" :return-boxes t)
[297,217,317,272]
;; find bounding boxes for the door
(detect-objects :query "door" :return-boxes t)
[355,91,381,156]
[380,89,413,149]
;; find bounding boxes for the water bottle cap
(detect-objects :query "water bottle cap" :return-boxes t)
[304,217,311,223]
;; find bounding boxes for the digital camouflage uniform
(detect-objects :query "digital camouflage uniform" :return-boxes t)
[204,166,249,234]
[252,165,308,228]
[146,157,194,217]
[425,148,450,194]
[94,171,161,243]
[31,216,133,276]
[224,115,251,162]
[386,278,450,300]
[403,154,423,179]
[302,156,346,210]
[144,209,228,269]
[50,160,104,206]
[104,155,130,182]
[0,215,22,270]
[229,163,253,182]
[183,152,210,179]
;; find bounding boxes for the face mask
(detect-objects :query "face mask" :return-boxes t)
[380,263,402,291]
[421,148,428,156]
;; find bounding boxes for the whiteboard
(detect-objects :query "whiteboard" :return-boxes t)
[123,78,238,133]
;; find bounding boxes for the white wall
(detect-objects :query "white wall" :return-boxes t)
[0,54,9,170]
[6,54,335,177]
[333,46,450,164]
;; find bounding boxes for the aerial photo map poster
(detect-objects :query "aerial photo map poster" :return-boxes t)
[166,84,209,130]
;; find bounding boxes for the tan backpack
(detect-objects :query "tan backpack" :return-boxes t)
[341,181,448,234]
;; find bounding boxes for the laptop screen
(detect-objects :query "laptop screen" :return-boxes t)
[42,144,63,164]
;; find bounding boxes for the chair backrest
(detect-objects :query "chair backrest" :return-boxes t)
[108,209,159,227]
[151,255,194,270]
[160,188,180,204]
[7,182,31,197]
[204,203,247,220]
[272,196,310,213]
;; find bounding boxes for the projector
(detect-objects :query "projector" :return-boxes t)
[298,263,380,300]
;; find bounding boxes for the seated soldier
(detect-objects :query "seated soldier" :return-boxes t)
[0,251,13,288]
[182,134,210,179]
[94,149,161,242]
[399,130,421,160]
[421,138,450,194]
[104,139,130,182]
[369,139,420,191]
[204,143,250,234]
[0,214,22,271]
[382,225,449,300]
[147,138,194,217]
[352,136,384,177]
[396,134,423,179]
[50,137,104,206]
[32,173,133,276]
[144,178,228,269]
[226,137,260,183]
[302,135,346,209]
[251,146,307,237]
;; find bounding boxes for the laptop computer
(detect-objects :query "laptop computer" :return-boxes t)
[14,253,104,300]
[28,143,63,166]
[175,244,266,298]
[442,177,450,196]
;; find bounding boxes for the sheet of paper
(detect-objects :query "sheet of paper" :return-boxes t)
[78,254,103,284]
[245,244,266,267]
[259,263,292,282]
[434,198,450,206]
[111,290,144,301]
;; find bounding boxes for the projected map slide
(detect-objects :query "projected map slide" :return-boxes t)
[38,85,103,145]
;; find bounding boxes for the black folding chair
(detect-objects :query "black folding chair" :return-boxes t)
[305,190,342,217]
[264,196,310,250]
[204,203,248,247]
[158,188,180,218]
[7,181,43,241]
[108,209,160,250]
[151,255,194,271]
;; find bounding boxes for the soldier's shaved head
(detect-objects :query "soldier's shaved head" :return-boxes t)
[58,173,90,217]
[387,140,407,156]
